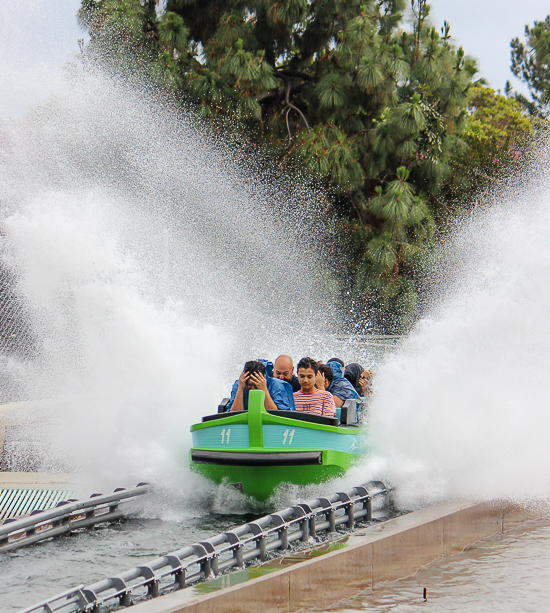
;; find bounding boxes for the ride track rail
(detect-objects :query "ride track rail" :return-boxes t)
[0,483,150,553]
[19,481,391,613]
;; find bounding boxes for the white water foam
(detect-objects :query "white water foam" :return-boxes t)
[0,71,334,492]
[4,62,550,511]
[355,157,550,506]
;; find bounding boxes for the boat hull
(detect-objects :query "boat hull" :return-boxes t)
[190,390,365,501]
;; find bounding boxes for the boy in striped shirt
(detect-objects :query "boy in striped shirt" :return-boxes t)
[293,357,336,417]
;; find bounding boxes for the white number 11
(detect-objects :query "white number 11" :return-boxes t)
[282,429,295,445]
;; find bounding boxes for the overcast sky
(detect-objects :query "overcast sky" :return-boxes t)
[0,0,548,118]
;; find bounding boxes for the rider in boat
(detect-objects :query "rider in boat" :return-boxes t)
[344,363,372,397]
[225,359,295,412]
[293,357,336,417]
[326,359,359,407]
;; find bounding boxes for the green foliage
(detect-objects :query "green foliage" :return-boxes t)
[510,16,550,117]
[158,12,189,59]
[77,0,188,88]
[76,0,529,332]
[454,87,536,193]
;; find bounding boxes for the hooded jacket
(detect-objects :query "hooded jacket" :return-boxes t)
[327,360,359,401]
[344,363,365,396]
[226,359,296,411]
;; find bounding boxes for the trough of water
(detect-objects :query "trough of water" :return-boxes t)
[125,499,547,613]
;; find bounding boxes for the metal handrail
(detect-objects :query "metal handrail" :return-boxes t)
[19,481,390,613]
[0,483,150,553]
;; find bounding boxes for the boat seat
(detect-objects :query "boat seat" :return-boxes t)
[218,398,230,413]
[204,406,340,427]
[339,399,358,425]
[266,410,340,427]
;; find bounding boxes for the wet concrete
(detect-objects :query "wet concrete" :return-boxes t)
[128,499,549,613]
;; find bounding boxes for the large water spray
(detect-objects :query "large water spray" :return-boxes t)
[0,71,336,488]
[358,158,550,505]
[3,56,550,508]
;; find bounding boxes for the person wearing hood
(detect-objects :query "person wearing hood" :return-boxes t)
[344,363,372,397]
[226,359,295,412]
[327,359,359,407]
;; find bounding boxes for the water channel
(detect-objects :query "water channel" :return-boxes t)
[3,504,550,612]
[3,5,550,612]
[322,518,550,613]
[1,514,224,611]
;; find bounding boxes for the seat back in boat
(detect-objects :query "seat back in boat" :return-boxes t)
[339,399,357,425]
[218,397,230,413]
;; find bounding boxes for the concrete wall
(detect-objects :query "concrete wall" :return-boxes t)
[130,499,548,613]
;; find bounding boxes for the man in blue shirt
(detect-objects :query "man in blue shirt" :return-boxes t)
[227,360,295,412]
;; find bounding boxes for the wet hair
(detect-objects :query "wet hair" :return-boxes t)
[328,357,345,367]
[297,357,319,373]
[318,363,334,386]
[243,360,266,376]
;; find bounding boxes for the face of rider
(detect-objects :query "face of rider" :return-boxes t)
[244,370,262,390]
[273,356,294,382]
[298,367,316,394]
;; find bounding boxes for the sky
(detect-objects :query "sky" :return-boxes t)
[0,0,549,118]
[429,0,548,93]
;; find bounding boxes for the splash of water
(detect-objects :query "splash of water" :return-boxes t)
[360,157,550,506]
[0,70,335,489]
[5,62,550,511]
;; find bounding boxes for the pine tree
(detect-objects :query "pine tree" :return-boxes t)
[77,0,520,332]
[510,16,550,117]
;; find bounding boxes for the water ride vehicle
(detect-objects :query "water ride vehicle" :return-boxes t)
[189,390,365,501]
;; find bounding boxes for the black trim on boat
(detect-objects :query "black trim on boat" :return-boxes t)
[202,410,340,427]
[191,450,323,466]
[266,410,340,427]
[202,411,246,422]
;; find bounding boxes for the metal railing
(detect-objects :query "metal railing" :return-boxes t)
[0,483,150,553]
[19,481,390,613]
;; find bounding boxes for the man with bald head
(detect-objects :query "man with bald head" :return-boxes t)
[273,354,301,392]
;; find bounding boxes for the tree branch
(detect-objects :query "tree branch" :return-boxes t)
[256,90,279,102]
[275,69,314,81]
[284,80,311,136]
[285,107,292,142]
[429,193,456,212]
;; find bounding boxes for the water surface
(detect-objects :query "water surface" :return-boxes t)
[323,519,550,613]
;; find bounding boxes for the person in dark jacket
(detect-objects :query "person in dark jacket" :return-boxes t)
[273,354,300,392]
[344,362,372,397]
[327,359,359,407]
[344,363,372,397]
[227,360,295,412]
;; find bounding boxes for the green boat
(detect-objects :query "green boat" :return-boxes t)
[190,390,366,501]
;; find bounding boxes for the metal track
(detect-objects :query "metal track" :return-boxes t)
[0,483,149,553]
[19,481,390,613]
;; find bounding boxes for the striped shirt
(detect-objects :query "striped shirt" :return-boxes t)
[293,389,336,417]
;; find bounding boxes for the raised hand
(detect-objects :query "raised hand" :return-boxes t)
[237,370,250,390]
[248,371,268,392]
